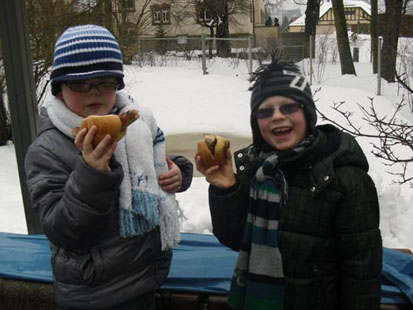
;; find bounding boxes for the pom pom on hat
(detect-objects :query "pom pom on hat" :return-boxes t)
[50,24,124,95]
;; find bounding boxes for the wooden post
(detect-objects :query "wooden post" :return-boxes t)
[201,34,207,75]
[309,35,313,86]
[248,36,252,74]
[0,0,42,233]
[377,36,382,96]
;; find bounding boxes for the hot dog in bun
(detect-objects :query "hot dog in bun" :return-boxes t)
[71,109,139,147]
[197,133,230,167]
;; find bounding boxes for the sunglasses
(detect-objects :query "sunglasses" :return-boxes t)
[65,81,119,93]
[256,103,303,119]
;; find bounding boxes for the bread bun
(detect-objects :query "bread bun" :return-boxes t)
[197,133,230,167]
[71,110,139,148]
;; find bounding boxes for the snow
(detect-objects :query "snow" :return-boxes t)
[1,38,412,252]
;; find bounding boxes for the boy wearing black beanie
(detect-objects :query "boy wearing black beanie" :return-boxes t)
[196,56,382,310]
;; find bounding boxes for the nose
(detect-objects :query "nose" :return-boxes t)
[87,85,101,95]
[271,107,286,120]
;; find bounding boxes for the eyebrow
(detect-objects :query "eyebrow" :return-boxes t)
[260,101,296,108]
[74,78,117,83]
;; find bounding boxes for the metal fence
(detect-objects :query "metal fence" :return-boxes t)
[133,34,312,78]
[136,35,254,74]
[200,35,253,74]
[278,32,306,62]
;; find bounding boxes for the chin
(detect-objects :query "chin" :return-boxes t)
[85,109,109,117]
[271,140,298,151]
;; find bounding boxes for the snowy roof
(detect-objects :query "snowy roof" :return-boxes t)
[289,0,371,27]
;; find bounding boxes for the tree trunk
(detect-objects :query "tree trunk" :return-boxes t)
[118,3,132,63]
[216,0,230,58]
[209,27,214,58]
[381,0,403,82]
[0,78,11,146]
[370,0,378,74]
[103,0,114,34]
[331,0,356,75]
[303,0,320,58]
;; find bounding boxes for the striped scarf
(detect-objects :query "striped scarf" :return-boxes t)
[227,137,314,310]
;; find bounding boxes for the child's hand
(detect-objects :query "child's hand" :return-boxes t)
[195,148,236,189]
[159,157,183,193]
[74,126,117,173]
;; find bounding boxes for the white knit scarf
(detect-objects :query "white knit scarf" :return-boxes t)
[45,90,182,250]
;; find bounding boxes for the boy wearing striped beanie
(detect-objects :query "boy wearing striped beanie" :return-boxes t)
[25,25,193,309]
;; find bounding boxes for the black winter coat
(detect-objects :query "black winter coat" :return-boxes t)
[209,125,382,310]
[24,108,193,309]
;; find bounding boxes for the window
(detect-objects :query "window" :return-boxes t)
[162,7,170,23]
[126,22,138,35]
[153,8,161,24]
[120,0,135,12]
[151,4,170,25]
[344,8,356,20]
[361,11,370,20]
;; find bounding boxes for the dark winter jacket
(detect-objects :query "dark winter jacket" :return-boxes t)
[24,108,193,309]
[209,124,382,310]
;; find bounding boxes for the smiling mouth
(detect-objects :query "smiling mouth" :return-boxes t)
[87,103,103,109]
[272,127,292,136]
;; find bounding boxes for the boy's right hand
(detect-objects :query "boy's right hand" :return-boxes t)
[74,126,117,173]
[195,148,236,189]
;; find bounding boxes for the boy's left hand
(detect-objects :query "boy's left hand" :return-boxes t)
[159,157,183,193]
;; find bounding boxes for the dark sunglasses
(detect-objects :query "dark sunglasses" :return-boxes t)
[256,102,303,119]
[65,81,119,93]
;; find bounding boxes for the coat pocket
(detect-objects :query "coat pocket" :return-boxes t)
[75,246,104,286]
[53,248,104,286]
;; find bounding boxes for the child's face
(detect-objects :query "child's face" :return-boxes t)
[257,96,307,151]
[58,78,118,117]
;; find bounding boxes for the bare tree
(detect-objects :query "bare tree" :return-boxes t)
[2,0,152,143]
[381,0,403,82]
[402,0,413,14]
[395,39,413,111]
[314,34,337,82]
[111,0,153,63]
[171,0,249,58]
[370,0,378,74]
[331,0,356,75]
[27,0,102,103]
[303,0,321,58]
[0,0,105,143]
[216,0,230,57]
[3,0,90,143]
[316,91,413,186]
[99,0,114,33]
[0,52,11,145]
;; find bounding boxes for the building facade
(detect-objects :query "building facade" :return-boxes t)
[114,0,268,38]
[288,0,371,35]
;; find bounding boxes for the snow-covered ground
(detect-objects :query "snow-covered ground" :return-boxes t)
[1,35,412,251]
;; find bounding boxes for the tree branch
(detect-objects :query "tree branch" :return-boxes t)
[317,96,413,186]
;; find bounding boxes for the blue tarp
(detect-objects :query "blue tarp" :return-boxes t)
[382,247,413,304]
[0,232,411,305]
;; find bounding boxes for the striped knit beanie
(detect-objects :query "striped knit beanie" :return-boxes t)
[249,58,317,148]
[51,24,124,95]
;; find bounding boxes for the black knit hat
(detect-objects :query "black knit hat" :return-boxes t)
[50,24,125,96]
[249,57,317,148]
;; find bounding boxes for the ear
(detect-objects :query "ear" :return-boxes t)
[56,85,64,100]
